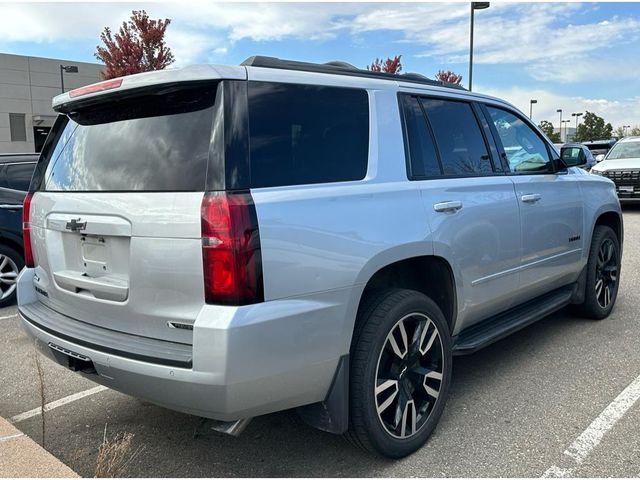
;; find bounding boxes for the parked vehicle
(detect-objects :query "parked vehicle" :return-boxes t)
[561,143,596,170]
[583,139,617,162]
[18,57,623,458]
[591,136,640,201]
[0,154,38,306]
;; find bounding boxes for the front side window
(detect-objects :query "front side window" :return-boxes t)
[420,98,493,176]
[248,82,369,188]
[486,106,552,173]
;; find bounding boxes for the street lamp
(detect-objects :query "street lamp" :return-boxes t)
[623,125,631,137]
[468,2,490,91]
[572,112,583,136]
[60,65,79,94]
[556,108,563,140]
[562,119,571,142]
[529,99,537,120]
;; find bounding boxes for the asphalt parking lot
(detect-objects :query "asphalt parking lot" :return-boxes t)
[2,205,640,477]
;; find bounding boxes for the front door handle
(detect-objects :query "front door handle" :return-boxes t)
[433,200,463,213]
[521,194,542,204]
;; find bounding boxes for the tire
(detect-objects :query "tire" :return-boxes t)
[346,288,452,458]
[576,225,620,320]
[0,244,23,307]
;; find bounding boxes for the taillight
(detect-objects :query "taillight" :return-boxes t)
[201,192,263,305]
[22,192,34,268]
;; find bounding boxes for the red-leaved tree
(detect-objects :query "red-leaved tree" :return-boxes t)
[95,10,175,80]
[435,70,463,85]
[368,55,402,74]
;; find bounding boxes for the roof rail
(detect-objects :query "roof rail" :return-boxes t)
[241,56,466,90]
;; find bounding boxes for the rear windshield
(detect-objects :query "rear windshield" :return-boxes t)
[42,85,217,192]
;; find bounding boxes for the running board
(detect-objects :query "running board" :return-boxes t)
[452,286,573,355]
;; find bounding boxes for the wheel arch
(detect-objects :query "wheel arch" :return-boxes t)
[354,255,457,336]
[594,210,623,246]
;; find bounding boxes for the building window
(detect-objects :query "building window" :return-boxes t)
[9,113,27,142]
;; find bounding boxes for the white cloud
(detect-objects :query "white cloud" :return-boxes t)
[478,85,640,129]
[0,2,638,90]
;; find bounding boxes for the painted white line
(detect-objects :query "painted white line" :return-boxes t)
[10,385,108,423]
[542,374,640,477]
[0,432,24,442]
[0,314,17,320]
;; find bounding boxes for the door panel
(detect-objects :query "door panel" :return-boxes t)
[511,174,584,299]
[483,105,584,302]
[420,177,521,334]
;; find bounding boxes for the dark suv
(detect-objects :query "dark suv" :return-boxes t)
[0,153,38,306]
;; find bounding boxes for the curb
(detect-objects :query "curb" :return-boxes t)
[0,416,78,478]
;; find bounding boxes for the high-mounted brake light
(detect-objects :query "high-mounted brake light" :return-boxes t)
[22,192,34,268]
[69,78,123,98]
[201,192,264,305]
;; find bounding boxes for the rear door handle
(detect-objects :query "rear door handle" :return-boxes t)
[433,200,463,213]
[521,194,542,204]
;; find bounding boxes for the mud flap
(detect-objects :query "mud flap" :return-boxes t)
[296,355,349,435]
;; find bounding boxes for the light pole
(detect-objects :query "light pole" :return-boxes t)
[468,2,490,91]
[529,99,537,120]
[572,112,583,139]
[562,119,571,142]
[556,108,562,141]
[623,125,631,137]
[60,65,79,94]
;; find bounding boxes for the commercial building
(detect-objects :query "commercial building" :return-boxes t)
[0,53,102,153]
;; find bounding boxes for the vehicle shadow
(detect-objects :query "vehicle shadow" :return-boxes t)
[36,309,597,478]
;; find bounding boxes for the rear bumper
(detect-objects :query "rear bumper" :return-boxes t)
[18,268,350,421]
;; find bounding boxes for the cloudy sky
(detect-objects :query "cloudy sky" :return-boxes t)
[1,2,639,128]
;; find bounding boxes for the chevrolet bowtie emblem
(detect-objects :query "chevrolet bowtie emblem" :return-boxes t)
[65,218,87,232]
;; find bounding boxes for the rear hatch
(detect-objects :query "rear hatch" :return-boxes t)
[28,83,219,344]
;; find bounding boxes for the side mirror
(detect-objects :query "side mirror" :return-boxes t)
[596,154,605,162]
[560,146,587,167]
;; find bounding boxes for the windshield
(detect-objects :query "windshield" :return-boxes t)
[605,142,640,160]
[41,84,217,192]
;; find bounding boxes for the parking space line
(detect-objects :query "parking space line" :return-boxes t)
[542,373,640,477]
[0,432,24,442]
[0,314,17,320]
[10,385,108,423]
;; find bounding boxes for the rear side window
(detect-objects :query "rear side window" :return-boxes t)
[42,85,217,192]
[420,98,493,176]
[400,96,441,178]
[248,82,369,188]
[4,163,36,191]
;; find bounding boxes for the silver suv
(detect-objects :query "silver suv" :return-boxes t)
[18,57,623,458]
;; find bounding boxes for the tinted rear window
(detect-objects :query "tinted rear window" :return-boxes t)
[248,82,369,188]
[42,85,217,192]
[4,163,36,191]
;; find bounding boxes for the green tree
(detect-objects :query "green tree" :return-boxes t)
[574,111,613,142]
[538,120,561,143]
